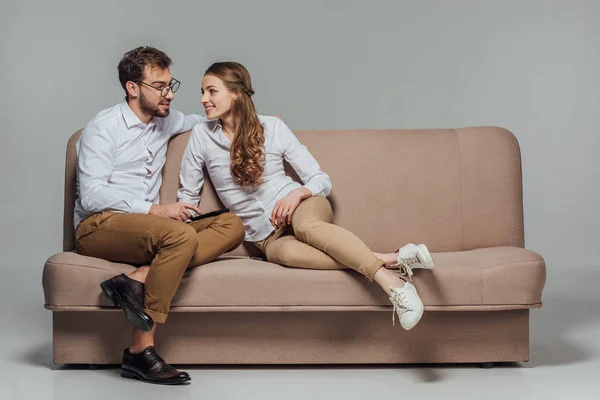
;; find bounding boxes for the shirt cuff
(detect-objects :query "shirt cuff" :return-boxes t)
[302,182,318,197]
[130,200,153,214]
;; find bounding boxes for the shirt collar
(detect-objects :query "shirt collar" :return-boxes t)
[210,118,221,133]
[120,99,156,129]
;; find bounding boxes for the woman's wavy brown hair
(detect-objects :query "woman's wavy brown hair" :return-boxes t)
[205,62,265,187]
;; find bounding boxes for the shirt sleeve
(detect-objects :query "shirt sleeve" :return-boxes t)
[278,119,332,197]
[77,123,153,215]
[164,110,206,136]
[178,125,206,216]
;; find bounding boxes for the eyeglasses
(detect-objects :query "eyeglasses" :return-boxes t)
[136,78,181,98]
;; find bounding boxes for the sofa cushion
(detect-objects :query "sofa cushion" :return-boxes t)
[43,246,544,311]
[64,128,526,255]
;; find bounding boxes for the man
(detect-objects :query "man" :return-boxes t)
[75,46,245,385]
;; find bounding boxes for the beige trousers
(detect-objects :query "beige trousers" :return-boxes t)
[254,196,384,281]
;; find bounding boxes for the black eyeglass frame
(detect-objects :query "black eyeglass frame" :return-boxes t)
[135,78,181,98]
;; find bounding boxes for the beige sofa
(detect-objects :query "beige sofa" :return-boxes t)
[42,127,546,367]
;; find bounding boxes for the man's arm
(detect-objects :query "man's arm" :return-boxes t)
[77,124,153,214]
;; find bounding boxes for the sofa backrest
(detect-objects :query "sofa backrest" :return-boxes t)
[63,127,524,255]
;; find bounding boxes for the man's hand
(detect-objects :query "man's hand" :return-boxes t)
[270,187,312,228]
[149,202,202,222]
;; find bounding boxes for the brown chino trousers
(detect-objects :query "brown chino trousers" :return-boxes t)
[75,211,245,323]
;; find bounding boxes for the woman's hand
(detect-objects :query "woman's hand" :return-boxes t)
[270,187,312,228]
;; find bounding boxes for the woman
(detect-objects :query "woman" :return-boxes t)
[178,62,435,330]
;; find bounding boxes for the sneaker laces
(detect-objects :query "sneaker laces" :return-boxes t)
[391,259,415,282]
[389,288,413,326]
[392,249,421,282]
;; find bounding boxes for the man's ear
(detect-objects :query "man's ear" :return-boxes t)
[126,81,139,99]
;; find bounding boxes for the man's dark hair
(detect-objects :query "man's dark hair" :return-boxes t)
[118,46,172,98]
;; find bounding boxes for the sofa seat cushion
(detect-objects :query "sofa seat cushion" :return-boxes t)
[43,246,545,311]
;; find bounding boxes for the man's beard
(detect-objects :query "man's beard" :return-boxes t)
[139,90,170,118]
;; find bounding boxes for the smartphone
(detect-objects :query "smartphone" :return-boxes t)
[188,208,230,222]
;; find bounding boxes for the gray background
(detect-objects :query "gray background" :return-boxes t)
[1,0,599,398]
[2,0,599,269]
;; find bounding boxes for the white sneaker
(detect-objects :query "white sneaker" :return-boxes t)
[389,282,424,330]
[393,243,435,281]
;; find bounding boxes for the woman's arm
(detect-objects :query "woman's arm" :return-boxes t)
[270,119,333,227]
[279,119,332,197]
[177,125,206,217]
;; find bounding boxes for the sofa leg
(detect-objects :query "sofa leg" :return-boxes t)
[479,362,495,369]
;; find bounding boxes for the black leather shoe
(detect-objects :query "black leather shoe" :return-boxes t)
[100,274,153,332]
[121,346,191,385]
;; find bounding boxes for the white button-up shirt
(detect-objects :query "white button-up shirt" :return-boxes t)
[178,116,332,242]
[74,100,204,229]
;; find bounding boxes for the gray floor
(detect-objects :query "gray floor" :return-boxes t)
[1,263,599,400]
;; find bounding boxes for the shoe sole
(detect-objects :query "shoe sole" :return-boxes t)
[403,306,424,331]
[121,369,191,385]
[402,287,425,331]
[100,280,153,332]
[416,244,435,269]
[100,280,121,306]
